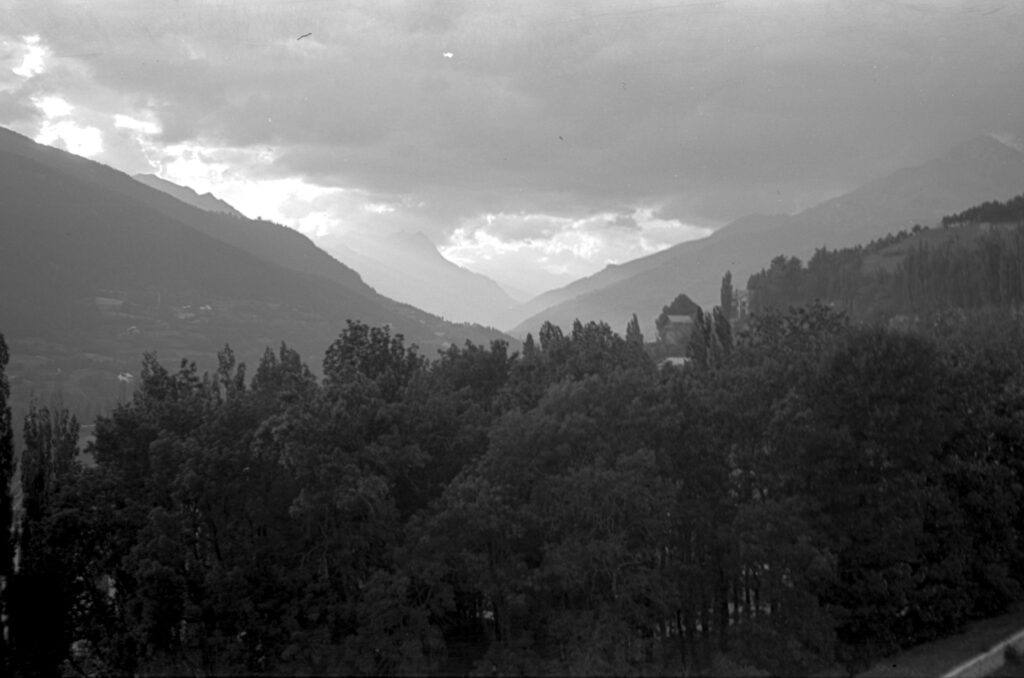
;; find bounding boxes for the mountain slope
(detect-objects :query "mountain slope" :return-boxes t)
[133,173,245,217]
[512,135,1024,337]
[0,127,509,416]
[317,230,518,329]
[502,213,788,330]
[0,128,370,294]
[746,193,1024,320]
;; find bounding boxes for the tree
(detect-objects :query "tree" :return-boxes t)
[799,328,950,663]
[686,309,712,368]
[323,320,425,402]
[711,307,733,365]
[396,340,514,512]
[626,314,644,346]
[10,402,80,676]
[10,305,1024,676]
[522,333,537,360]
[721,272,734,320]
[250,342,318,405]
[538,321,566,354]
[0,334,13,672]
[427,366,674,675]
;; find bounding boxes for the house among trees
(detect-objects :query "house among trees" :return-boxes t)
[655,293,702,347]
[659,314,695,344]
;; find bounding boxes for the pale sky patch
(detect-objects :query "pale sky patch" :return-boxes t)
[33,95,73,118]
[113,113,160,136]
[35,118,103,157]
[289,210,338,238]
[116,128,349,229]
[442,208,711,296]
[11,35,46,78]
[155,143,233,192]
[444,229,576,296]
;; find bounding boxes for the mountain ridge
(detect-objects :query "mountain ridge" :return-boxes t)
[317,229,518,329]
[0,126,511,417]
[0,127,376,295]
[133,173,246,218]
[511,135,1024,337]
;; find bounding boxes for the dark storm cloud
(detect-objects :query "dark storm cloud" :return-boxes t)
[4,0,1024,234]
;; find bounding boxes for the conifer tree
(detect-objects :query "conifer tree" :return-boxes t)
[712,306,733,362]
[522,333,537,359]
[687,309,710,368]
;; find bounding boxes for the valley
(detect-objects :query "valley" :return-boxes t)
[3,3,1024,675]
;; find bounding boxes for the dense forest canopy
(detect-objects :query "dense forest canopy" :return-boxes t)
[5,300,1024,676]
[942,193,1024,227]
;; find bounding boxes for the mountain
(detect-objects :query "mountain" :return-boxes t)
[0,127,509,419]
[511,135,1024,337]
[316,229,518,329]
[133,173,246,218]
[499,213,788,330]
[0,128,375,294]
[745,191,1024,321]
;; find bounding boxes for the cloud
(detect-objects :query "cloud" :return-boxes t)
[27,87,104,157]
[441,207,711,296]
[10,34,46,78]
[34,94,72,118]
[2,0,1024,290]
[36,118,103,156]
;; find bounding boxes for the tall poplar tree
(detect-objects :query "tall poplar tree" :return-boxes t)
[626,313,644,346]
[721,271,734,319]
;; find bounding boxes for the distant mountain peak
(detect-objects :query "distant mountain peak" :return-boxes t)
[315,228,518,327]
[937,134,1022,165]
[509,133,1024,337]
[390,230,438,253]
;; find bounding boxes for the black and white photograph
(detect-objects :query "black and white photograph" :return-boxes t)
[2,0,1024,675]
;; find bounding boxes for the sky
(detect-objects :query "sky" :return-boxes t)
[2,0,1024,297]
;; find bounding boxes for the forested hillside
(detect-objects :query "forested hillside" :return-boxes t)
[0,127,508,422]
[942,194,1024,227]
[5,302,1024,676]
[747,193,1024,321]
[511,135,1024,337]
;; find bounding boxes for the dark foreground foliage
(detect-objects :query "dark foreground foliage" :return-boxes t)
[4,306,1024,676]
